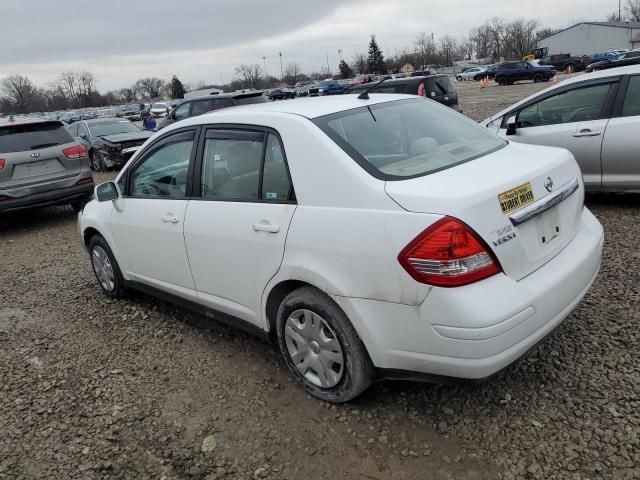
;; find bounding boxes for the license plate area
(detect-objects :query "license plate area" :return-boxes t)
[534,205,561,246]
[13,159,63,179]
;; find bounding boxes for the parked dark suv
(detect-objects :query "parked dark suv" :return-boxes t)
[157,91,267,130]
[347,75,463,113]
[494,61,555,86]
[0,118,94,213]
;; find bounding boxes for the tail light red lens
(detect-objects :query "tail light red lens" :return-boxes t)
[398,216,501,287]
[63,145,87,160]
[0,159,5,171]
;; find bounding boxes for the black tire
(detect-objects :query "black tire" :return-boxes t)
[533,74,543,83]
[276,286,374,403]
[497,77,508,86]
[566,64,575,73]
[456,75,462,81]
[88,234,127,299]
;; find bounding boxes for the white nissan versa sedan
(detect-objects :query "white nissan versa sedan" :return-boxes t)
[79,94,604,402]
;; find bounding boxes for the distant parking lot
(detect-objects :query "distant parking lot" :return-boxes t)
[1,75,638,480]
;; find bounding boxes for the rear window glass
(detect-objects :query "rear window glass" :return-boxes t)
[425,76,455,96]
[313,98,505,180]
[234,94,267,106]
[0,121,73,153]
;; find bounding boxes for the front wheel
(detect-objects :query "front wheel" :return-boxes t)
[90,151,106,172]
[456,75,462,81]
[497,77,508,86]
[89,235,127,299]
[533,74,543,83]
[276,287,374,403]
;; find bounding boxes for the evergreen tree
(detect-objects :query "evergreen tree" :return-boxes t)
[367,35,386,74]
[169,75,185,99]
[338,60,354,79]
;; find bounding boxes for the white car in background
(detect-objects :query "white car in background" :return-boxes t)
[482,65,640,192]
[456,66,487,81]
[79,94,603,402]
[150,102,170,117]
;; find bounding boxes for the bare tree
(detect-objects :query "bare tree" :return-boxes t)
[78,71,97,97]
[136,77,166,99]
[459,36,475,61]
[119,87,137,103]
[0,75,39,113]
[351,53,368,74]
[234,64,262,88]
[504,19,540,59]
[56,71,81,105]
[625,0,640,20]
[470,24,492,60]
[413,32,436,69]
[438,35,458,66]
[283,63,302,84]
[488,17,506,61]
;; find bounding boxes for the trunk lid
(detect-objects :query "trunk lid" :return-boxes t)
[385,142,584,281]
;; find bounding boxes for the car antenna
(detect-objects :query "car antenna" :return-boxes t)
[357,76,390,100]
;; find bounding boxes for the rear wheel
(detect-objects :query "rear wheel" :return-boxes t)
[566,64,575,73]
[89,235,127,298]
[276,287,374,403]
[533,74,543,83]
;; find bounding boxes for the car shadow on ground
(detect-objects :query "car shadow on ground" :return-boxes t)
[0,205,78,236]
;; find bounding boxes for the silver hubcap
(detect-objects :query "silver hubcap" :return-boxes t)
[284,309,344,388]
[91,246,115,292]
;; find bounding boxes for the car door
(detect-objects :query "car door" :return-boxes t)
[183,128,296,327]
[110,128,198,297]
[76,123,91,151]
[601,75,640,190]
[497,79,618,189]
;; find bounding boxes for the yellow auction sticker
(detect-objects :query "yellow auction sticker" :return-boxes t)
[498,182,535,214]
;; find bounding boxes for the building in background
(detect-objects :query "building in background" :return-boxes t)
[537,22,640,56]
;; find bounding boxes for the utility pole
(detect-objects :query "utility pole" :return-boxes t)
[279,52,284,83]
[338,49,343,62]
[220,73,223,86]
[326,53,330,74]
[262,56,268,87]
[619,0,622,21]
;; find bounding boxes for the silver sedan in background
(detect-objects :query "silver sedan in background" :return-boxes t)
[482,65,640,192]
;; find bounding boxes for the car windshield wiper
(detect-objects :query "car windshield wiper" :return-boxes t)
[30,143,59,149]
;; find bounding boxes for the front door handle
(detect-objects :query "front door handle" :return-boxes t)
[572,129,601,137]
[253,221,279,233]
[161,214,179,224]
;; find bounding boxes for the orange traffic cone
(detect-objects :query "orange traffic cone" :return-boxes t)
[552,75,558,85]
[564,66,570,75]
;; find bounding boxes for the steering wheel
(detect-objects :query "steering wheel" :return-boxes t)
[140,182,161,196]
[565,107,595,123]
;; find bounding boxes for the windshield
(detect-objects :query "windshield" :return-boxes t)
[125,104,140,111]
[89,121,140,137]
[313,98,506,180]
[152,103,166,109]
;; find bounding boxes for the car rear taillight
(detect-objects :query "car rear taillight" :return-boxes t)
[0,159,5,171]
[398,217,501,287]
[63,145,87,159]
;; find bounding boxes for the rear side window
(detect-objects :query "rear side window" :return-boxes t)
[373,83,409,94]
[191,100,213,117]
[0,122,73,153]
[622,76,640,117]
[234,94,267,106]
[425,77,455,96]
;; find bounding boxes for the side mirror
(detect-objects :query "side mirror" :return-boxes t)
[506,115,517,136]
[95,182,120,202]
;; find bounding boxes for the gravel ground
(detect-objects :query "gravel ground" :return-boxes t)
[1,74,639,479]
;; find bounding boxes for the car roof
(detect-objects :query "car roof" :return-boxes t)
[186,94,414,121]
[487,65,640,120]
[0,117,61,128]
[82,118,133,124]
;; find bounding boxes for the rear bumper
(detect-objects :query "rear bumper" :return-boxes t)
[332,208,604,379]
[0,182,94,213]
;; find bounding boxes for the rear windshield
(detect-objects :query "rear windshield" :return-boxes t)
[234,94,267,106]
[424,76,455,96]
[0,121,73,153]
[313,98,506,180]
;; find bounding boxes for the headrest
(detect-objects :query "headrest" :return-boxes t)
[227,143,260,177]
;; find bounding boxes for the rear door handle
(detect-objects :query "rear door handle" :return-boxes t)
[161,214,179,223]
[572,129,601,137]
[253,222,279,233]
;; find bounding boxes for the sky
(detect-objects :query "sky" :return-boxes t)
[0,0,615,91]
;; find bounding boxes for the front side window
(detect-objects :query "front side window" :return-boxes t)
[314,98,506,180]
[130,132,194,197]
[517,83,612,128]
[173,103,190,121]
[623,76,640,117]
